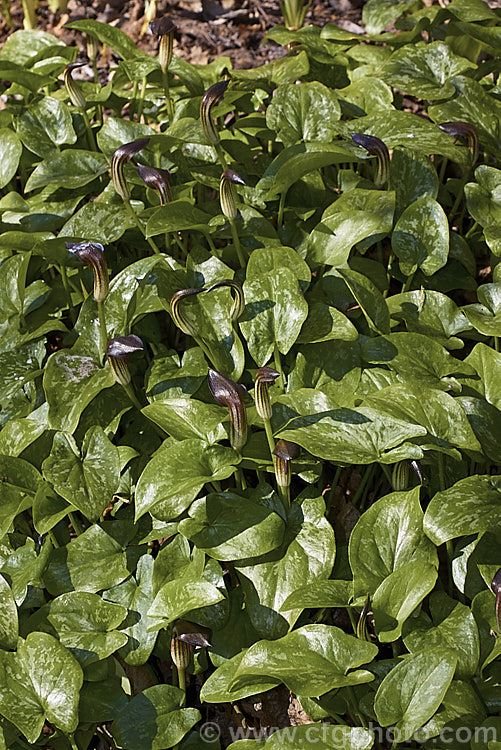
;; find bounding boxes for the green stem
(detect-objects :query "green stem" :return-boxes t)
[273,345,285,394]
[325,465,342,512]
[352,464,374,508]
[177,666,186,706]
[68,511,84,536]
[124,199,161,255]
[215,142,228,171]
[439,156,448,183]
[59,265,76,323]
[346,685,367,728]
[70,735,79,750]
[229,218,245,269]
[49,530,59,548]
[495,337,500,353]
[347,607,357,634]
[137,75,147,123]
[277,482,290,508]
[401,271,415,293]
[130,80,138,120]
[123,382,167,440]
[81,107,96,150]
[162,67,174,122]
[449,179,466,225]
[264,419,275,456]
[236,466,247,491]
[97,299,107,365]
[277,191,286,229]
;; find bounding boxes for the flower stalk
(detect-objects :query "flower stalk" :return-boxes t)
[492,569,501,633]
[150,18,177,120]
[201,80,229,169]
[254,367,280,456]
[64,63,96,150]
[111,139,161,255]
[67,242,109,362]
[220,169,246,269]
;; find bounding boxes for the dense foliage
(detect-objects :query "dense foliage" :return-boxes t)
[0,1,500,748]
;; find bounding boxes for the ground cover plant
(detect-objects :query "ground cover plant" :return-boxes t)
[0,1,501,748]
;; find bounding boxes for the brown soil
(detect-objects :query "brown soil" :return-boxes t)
[0,0,365,68]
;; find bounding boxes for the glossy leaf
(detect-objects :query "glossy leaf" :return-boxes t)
[374,648,457,742]
[179,491,286,561]
[240,268,308,366]
[42,427,120,521]
[266,81,341,147]
[25,150,108,192]
[229,624,378,697]
[47,591,127,666]
[111,684,200,750]
[136,439,238,521]
[392,196,449,277]
[349,488,437,599]
[424,475,501,545]
[0,632,83,743]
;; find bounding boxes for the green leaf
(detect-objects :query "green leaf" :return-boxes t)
[297,301,359,344]
[16,97,76,158]
[42,427,120,521]
[387,289,470,347]
[0,29,65,65]
[337,268,390,335]
[277,405,425,464]
[179,491,285,561]
[280,579,353,611]
[363,382,482,453]
[349,487,437,599]
[361,332,474,389]
[392,196,449,277]
[363,0,416,34]
[288,340,362,403]
[0,632,83,743]
[381,42,476,99]
[60,201,133,244]
[44,524,129,596]
[111,684,200,750]
[403,591,480,679]
[228,725,374,749]
[423,474,501,545]
[0,455,41,539]
[308,190,395,266]
[32,482,71,535]
[142,399,227,443]
[135,439,238,521]
[374,648,457,742]
[44,350,114,434]
[103,554,157,666]
[148,579,225,629]
[457,396,501,463]
[236,493,335,639]
[429,77,501,160]
[229,624,378,697]
[25,149,108,192]
[372,561,438,642]
[462,283,501,337]
[256,141,362,199]
[266,81,341,147]
[353,110,469,166]
[245,245,311,291]
[390,147,439,211]
[0,130,22,190]
[66,19,151,61]
[462,342,501,409]
[0,575,18,650]
[240,268,308,366]
[146,201,212,238]
[47,591,127,666]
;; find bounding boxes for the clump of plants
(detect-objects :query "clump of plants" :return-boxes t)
[0,1,500,748]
